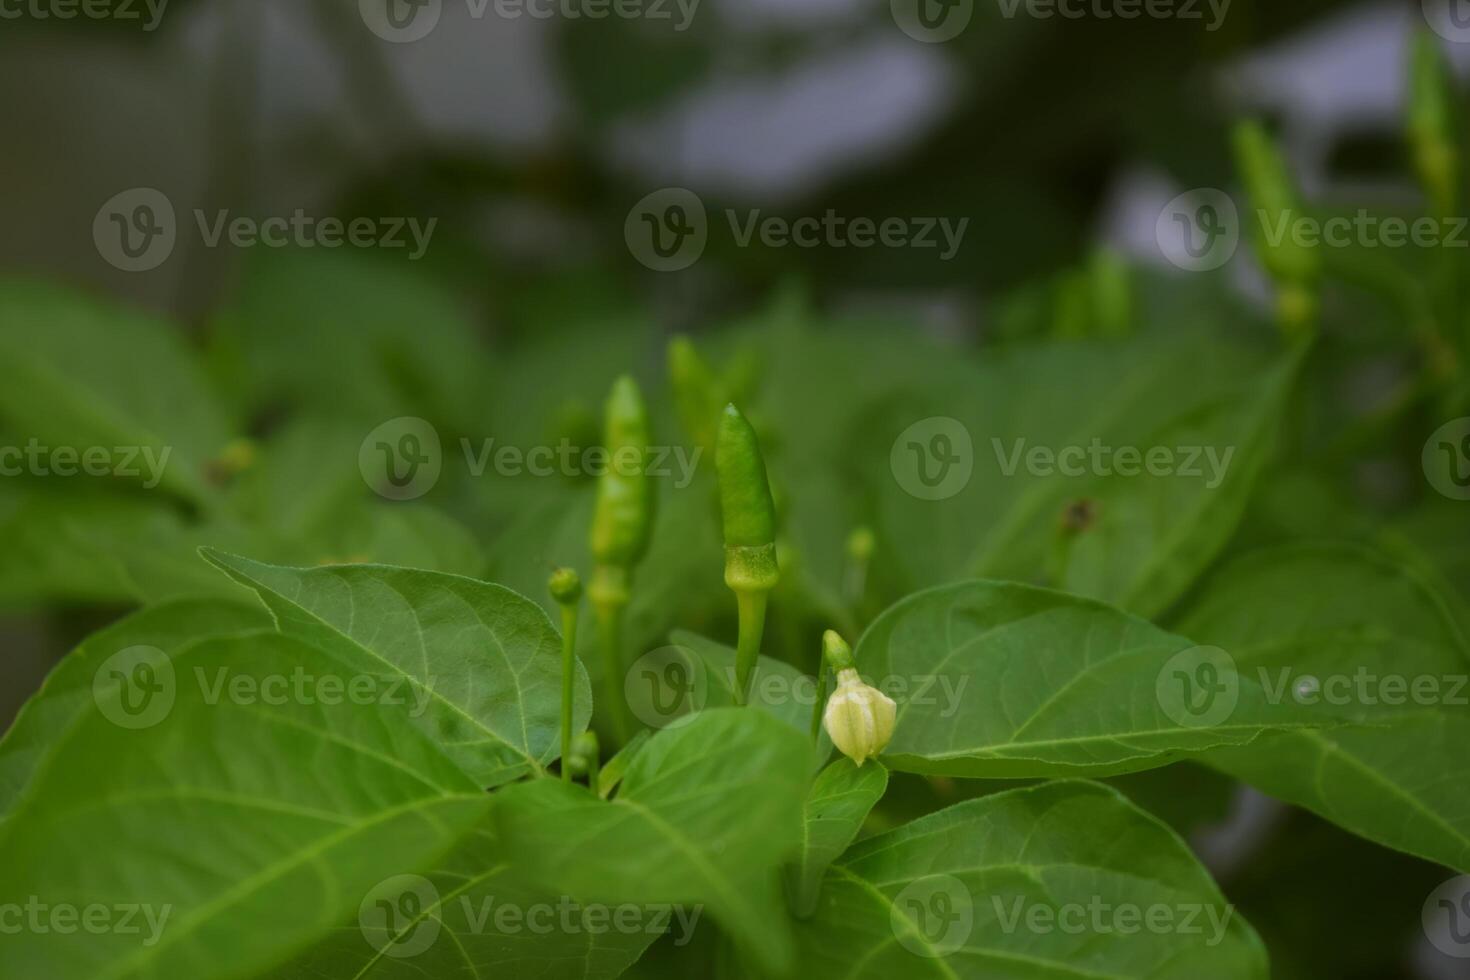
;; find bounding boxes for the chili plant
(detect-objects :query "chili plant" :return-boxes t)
[3,42,1470,980]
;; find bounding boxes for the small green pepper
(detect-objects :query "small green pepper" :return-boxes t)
[716,404,779,703]
[588,375,655,743]
[1409,29,1459,218]
[1232,120,1320,336]
[668,335,721,454]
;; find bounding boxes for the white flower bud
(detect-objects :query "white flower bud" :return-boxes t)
[823,668,896,766]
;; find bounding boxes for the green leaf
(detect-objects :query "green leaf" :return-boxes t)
[1181,543,1470,872]
[202,550,590,787]
[274,823,658,980]
[667,629,821,736]
[0,631,491,980]
[0,597,268,820]
[859,334,1295,617]
[793,780,1266,978]
[858,580,1333,778]
[0,280,231,504]
[598,728,651,799]
[789,758,888,918]
[494,709,811,974]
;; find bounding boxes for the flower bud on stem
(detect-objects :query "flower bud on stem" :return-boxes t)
[549,568,582,781]
[717,404,779,704]
[820,630,896,766]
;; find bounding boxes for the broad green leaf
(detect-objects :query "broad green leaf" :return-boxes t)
[494,709,811,974]
[1181,543,1470,872]
[275,823,657,980]
[0,597,268,819]
[858,580,1333,778]
[793,780,1266,978]
[202,551,589,787]
[0,632,491,980]
[856,333,1294,617]
[0,280,231,504]
[789,758,888,917]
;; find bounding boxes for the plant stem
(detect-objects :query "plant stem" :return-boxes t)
[560,604,579,782]
[733,589,769,705]
[594,600,630,744]
[810,666,828,741]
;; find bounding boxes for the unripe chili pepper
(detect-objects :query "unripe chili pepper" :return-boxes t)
[716,404,779,703]
[549,567,582,781]
[668,335,721,454]
[1232,120,1322,338]
[588,375,654,744]
[1409,29,1459,218]
[819,630,895,766]
[589,375,654,573]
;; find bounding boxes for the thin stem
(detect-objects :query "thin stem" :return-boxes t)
[559,604,579,782]
[584,739,601,792]
[810,666,828,742]
[595,601,630,744]
[733,589,769,706]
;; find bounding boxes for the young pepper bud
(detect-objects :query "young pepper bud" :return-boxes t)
[588,376,654,743]
[820,631,895,766]
[668,335,721,454]
[549,567,582,606]
[717,404,779,704]
[1232,120,1320,337]
[589,375,654,578]
[1409,29,1459,218]
[717,404,779,595]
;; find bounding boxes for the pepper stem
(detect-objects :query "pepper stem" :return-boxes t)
[733,588,769,705]
[809,664,828,741]
[559,603,579,781]
[590,563,633,744]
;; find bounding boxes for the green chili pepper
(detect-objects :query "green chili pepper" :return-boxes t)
[588,375,654,744]
[1232,120,1320,336]
[589,375,654,572]
[668,335,721,454]
[549,567,582,782]
[716,404,779,703]
[1409,29,1459,218]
